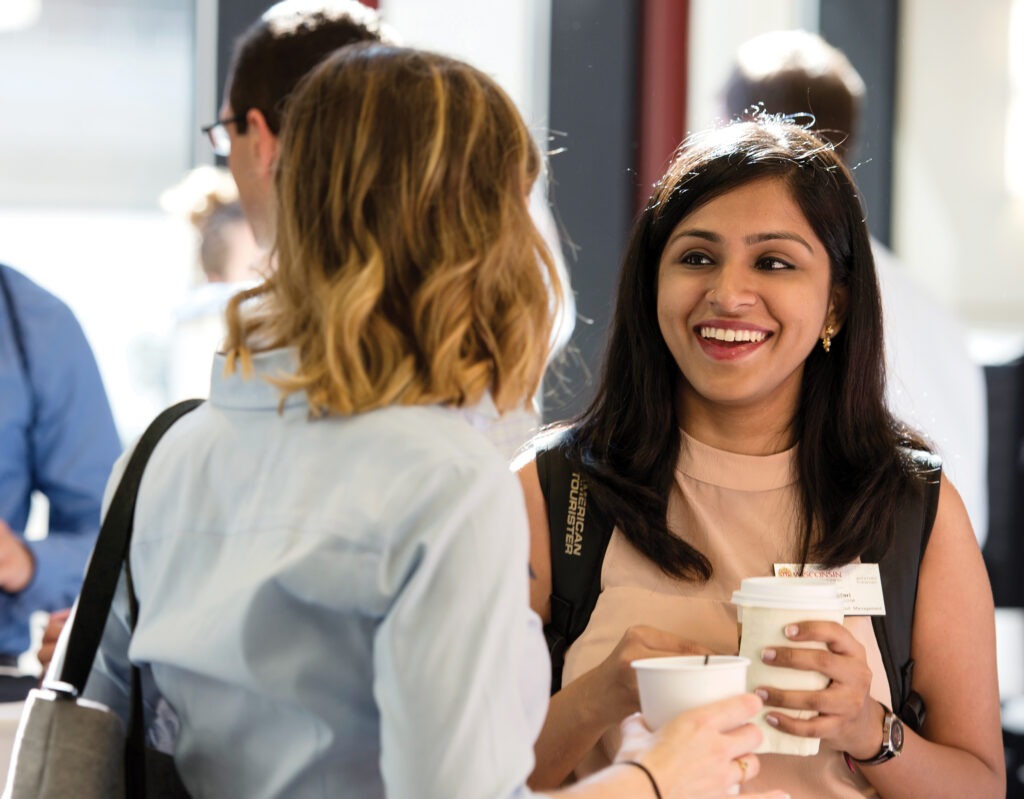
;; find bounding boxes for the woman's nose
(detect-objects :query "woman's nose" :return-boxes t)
[707,262,756,312]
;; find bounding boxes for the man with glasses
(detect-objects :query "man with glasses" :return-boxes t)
[202,0,391,250]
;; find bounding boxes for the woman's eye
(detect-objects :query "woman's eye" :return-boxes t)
[756,256,794,271]
[679,251,713,267]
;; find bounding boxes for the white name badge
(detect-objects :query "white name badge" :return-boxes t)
[772,563,886,616]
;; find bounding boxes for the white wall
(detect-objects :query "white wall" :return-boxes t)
[379,0,552,141]
[895,0,1024,329]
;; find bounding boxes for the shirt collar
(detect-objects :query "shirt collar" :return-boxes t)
[209,348,505,421]
[209,348,307,411]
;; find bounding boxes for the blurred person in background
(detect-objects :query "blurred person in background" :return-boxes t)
[38,170,261,676]
[721,29,989,545]
[0,262,120,698]
[160,165,262,401]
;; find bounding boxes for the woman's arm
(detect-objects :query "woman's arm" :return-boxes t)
[517,459,715,791]
[854,473,1005,797]
[519,459,553,624]
[761,474,1005,798]
[520,458,620,788]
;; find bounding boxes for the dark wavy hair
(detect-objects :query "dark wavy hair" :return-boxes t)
[566,118,929,580]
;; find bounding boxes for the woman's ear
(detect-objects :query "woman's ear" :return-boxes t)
[828,285,849,333]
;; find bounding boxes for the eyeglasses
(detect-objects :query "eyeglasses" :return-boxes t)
[200,113,245,157]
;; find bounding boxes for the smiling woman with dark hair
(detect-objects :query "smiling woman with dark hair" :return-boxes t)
[519,118,1004,799]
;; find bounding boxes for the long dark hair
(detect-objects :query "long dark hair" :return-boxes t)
[567,118,929,580]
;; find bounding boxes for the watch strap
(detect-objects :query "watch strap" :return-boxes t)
[843,705,903,770]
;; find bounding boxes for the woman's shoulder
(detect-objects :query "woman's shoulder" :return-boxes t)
[357,404,518,486]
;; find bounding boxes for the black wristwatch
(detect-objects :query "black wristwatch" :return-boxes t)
[849,704,904,766]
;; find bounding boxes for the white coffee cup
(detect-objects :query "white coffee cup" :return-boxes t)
[631,655,750,730]
[731,576,845,756]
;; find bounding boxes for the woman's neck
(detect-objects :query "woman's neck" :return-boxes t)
[678,394,796,456]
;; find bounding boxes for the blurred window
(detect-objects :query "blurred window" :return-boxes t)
[0,0,199,441]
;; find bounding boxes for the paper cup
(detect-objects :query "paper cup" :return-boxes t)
[732,576,845,756]
[631,655,750,730]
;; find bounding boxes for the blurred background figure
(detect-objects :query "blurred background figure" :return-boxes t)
[161,165,262,286]
[721,29,989,546]
[0,263,120,697]
[159,165,262,401]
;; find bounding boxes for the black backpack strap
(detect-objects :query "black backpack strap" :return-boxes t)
[867,450,942,733]
[54,399,204,693]
[536,440,615,694]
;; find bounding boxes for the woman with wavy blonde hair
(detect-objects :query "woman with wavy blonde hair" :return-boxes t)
[81,44,782,799]
[224,41,556,416]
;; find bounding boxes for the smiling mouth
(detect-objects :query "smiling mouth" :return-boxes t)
[698,326,769,344]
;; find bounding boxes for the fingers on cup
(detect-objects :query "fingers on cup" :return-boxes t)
[787,620,863,655]
[763,644,835,674]
[763,709,836,739]
[694,692,763,730]
[755,685,835,713]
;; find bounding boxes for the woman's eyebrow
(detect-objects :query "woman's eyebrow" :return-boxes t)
[744,231,814,253]
[666,229,813,254]
[665,228,721,246]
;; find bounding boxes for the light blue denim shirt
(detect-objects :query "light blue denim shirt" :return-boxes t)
[81,348,549,798]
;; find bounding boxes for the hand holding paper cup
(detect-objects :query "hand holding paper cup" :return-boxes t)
[631,656,752,795]
[731,576,845,756]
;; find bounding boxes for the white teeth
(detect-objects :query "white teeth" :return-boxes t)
[699,326,766,343]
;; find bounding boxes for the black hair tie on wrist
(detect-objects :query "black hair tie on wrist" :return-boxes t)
[623,760,663,799]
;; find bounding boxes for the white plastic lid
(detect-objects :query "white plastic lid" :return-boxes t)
[730,576,844,611]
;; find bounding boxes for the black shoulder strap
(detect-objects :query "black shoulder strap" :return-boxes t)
[53,398,204,693]
[536,441,615,694]
[867,451,942,733]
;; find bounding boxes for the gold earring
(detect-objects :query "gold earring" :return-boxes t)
[821,325,834,353]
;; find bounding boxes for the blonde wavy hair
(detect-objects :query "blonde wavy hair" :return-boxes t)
[224,43,562,415]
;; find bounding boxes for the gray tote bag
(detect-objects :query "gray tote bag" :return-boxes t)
[3,400,202,799]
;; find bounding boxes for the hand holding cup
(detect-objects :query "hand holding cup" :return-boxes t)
[732,577,845,756]
[616,694,792,799]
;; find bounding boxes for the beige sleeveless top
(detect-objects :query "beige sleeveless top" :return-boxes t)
[562,431,892,798]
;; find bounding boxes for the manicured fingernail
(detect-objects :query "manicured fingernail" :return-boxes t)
[761,648,776,662]
[755,688,768,701]
[784,624,799,638]
[765,714,780,727]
